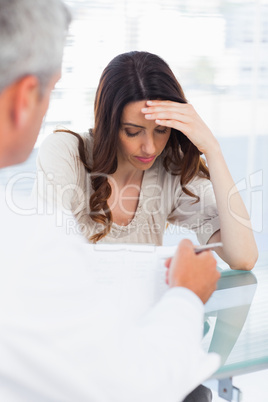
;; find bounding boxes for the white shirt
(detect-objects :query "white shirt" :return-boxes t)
[0,191,220,402]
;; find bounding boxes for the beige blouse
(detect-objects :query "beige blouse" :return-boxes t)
[34,131,220,246]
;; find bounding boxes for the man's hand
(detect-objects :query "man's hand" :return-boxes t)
[165,239,220,304]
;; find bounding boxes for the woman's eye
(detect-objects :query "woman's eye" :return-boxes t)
[125,130,141,137]
[155,127,168,134]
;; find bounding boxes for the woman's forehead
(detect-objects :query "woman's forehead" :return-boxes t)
[121,101,147,119]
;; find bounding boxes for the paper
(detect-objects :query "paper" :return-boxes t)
[85,244,170,322]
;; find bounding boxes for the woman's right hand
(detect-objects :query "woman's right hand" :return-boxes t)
[141,100,220,157]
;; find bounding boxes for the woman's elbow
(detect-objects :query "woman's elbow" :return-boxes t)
[230,248,259,271]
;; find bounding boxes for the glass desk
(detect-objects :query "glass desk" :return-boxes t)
[202,251,268,401]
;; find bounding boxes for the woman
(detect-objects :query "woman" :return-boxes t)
[35,51,258,270]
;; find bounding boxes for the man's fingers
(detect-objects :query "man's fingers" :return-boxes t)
[165,269,169,285]
[164,257,172,268]
[177,239,195,257]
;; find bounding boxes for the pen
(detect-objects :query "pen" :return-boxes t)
[194,242,223,254]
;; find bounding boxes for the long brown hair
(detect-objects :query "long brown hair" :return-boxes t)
[56,51,209,242]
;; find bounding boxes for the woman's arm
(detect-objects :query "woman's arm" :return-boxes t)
[33,132,83,212]
[141,100,258,270]
[204,146,258,270]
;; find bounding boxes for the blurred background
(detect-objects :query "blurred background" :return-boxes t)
[1,0,267,251]
[1,1,267,399]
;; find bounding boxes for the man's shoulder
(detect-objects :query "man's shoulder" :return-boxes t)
[0,194,88,270]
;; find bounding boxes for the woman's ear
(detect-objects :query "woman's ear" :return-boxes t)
[12,75,40,129]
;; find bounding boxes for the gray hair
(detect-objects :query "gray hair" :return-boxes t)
[0,0,71,94]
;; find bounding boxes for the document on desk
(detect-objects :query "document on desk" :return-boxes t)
[86,244,176,322]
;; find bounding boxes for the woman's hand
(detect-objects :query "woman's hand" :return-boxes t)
[141,100,219,156]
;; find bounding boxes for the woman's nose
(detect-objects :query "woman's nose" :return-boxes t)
[141,134,156,155]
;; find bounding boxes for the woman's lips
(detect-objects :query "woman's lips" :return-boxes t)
[134,155,156,163]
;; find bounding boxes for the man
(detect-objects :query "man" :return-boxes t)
[0,0,220,401]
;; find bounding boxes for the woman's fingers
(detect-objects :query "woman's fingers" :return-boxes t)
[146,100,189,109]
[141,101,196,126]
[144,111,191,124]
[155,119,189,135]
[141,102,191,117]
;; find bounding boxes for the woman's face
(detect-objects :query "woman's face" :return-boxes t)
[117,100,171,171]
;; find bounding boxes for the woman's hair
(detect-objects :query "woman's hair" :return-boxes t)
[56,51,210,242]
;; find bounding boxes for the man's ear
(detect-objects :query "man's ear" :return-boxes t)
[12,75,40,129]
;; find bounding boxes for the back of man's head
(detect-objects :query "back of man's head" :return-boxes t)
[0,0,71,94]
